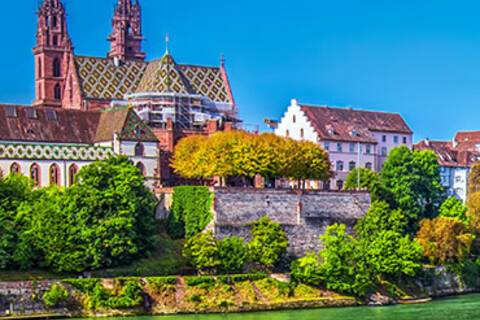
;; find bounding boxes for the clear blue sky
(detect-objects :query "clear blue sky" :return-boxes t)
[2,0,480,141]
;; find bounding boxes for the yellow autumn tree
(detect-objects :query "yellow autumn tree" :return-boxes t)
[416,217,474,264]
[171,131,332,187]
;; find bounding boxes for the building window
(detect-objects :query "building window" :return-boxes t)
[30,163,41,187]
[336,180,344,190]
[394,136,399,144]
[52,16,58,28]
[381,147,388,156]
[349,161,356,171]
[292,115,296,123]
[136,162,146,176]
[54,83,61,100]
[68,164,78,186]
[53,58,61,77]
[49,164,60,186]
[300,128,304,139]
[403,137,407,144]
[324,142,330,151]
[135,142,145,157]
[337,143,343,152]
[38,58,42,78]
[10,162,21,174]
[365,162,373,170]
[382,135,387,143]
[349,143,355,153]
[53,35,58,46]
[336,161,344,172]
[366,144,371,154]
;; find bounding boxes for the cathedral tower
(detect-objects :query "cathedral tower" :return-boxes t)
[33,0,72,107]
[108,0,146,61]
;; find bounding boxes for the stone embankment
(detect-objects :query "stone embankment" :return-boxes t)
[209,188,371,256]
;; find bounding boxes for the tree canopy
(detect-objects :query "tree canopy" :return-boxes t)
[0,156,158,273]
[171,132,332,186]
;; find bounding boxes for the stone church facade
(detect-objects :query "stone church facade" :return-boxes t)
[0,0,239,186]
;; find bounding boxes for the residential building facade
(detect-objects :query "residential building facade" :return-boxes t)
[275,99,413,190]
[0,105,159,188]
[415,133,480,203]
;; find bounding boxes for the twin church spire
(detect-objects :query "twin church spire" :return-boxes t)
[108,0,146,61]
[34,0,146,106]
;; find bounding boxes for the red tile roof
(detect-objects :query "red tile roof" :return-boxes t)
[454,131,480,151]
[414,140,477,168]
[0,105,158,144]
[300,105,412,143]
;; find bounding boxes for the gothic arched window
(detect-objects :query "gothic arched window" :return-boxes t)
[68,164,78,186]
[135,142,145,157]
[54,83,61,100]
[136,162,146,176]
[53,58,61,77]
[10,162,21,175]
[52,16,58,28]
[49,164,60,186]
[38,58,42,78]
[30,163,41,187]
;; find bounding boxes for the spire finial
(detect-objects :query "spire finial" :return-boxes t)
[165,33,170,54]
[220,54,225,68]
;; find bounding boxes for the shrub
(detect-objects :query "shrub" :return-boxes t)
[185,276,215,288]
[43,284,69,308]
[183,231,220,274]
[416,217,474,264]
[167,186,213,239]
[439,196,468,223]
[290,253,323,286]
[218,236,247,274]
[247,216,289,271]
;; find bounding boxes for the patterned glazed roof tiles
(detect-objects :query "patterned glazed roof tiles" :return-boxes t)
[75,56,147,100]
[74,54,233,104]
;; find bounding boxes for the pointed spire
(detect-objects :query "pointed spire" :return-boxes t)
[220,54,225,68]
[165,33,170,55]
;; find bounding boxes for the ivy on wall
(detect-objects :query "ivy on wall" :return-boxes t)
[167,186,213,239]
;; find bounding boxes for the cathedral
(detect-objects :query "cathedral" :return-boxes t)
[0,0,238,187]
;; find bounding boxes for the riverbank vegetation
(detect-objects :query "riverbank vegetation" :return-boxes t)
[292,146,480,300]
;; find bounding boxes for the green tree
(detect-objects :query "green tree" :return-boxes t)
[355,201,408,239]
[183,231,220,274]
[439,196,468,223]
[248,216,289,271]
[0,174,34,270]
[218,236,247,274]
[23,156,157,272]
[344,168,382,198]
[380,146,445,225]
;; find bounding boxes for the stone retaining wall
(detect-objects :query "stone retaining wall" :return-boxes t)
[210,188,371,256]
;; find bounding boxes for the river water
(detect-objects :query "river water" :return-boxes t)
[84,294,480,320]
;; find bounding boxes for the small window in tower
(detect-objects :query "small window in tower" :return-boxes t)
[45,16,49,27]
[46,109,57,121]
[5,106,17,118]
[25,108,38,119]
[53,35,58,46]
[54,84,61,101]
[52,16,58,28]
[53,58,61,77]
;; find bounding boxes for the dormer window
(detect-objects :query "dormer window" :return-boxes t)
[25,108,38,119]
[351,130,359,137]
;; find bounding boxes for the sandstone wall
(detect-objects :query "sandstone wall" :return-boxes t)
[211,188,371,257]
